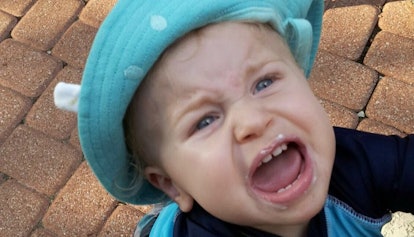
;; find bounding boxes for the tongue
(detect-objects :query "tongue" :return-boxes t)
[252,146,302,192]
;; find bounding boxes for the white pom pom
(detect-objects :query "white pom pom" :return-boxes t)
[53,82,81,112]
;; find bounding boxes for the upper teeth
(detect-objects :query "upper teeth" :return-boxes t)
[261,143,288,164]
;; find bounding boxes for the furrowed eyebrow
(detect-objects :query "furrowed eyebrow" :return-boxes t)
[171,92,211,128]
[170,59,279,127]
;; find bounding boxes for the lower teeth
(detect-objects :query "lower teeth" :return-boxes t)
[277,188,286,193]
[276,174,301,193]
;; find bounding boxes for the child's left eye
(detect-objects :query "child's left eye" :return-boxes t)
[254,77,274,93]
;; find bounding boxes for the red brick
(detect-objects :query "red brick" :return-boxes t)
[98,204,144,237]
[52,20,97,69]
[364,31,414,85]
[325,0,386,8]
[0,0,35,17]
[309,50,378,111]
[366,77,414,133]
[79,0,117,28]
[320,99,359,129]
[357,118,406,137]
[26,67,81,140]
[0,125,82,196]
[30,228,57,237]
[0,179,49,237]
[69,126,81,152]
[11,0,83,51]
[0,86,31,145]
[43,162,117,236]
[0,39,62,97]
[320,5,379,60]
[379,1,414,40]
[0,11,17,41]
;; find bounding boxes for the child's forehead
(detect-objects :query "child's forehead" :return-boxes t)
[151,22,288,80]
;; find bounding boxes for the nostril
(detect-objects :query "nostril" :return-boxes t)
[242,134,254,141]
[235,129,254,143]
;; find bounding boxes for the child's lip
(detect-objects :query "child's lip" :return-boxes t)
[247,135,314,206]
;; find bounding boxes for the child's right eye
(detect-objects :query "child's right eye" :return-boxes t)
[195,115,217,131]
[254,77,274,94]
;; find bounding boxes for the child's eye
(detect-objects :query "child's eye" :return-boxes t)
[254,77,274,93]
[195,115,217,131]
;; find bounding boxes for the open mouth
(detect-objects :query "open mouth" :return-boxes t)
[249,137,314,205]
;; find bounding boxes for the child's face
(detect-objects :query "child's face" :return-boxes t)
[139,22,335,235]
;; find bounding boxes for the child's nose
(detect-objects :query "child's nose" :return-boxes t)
[232,101,272,143]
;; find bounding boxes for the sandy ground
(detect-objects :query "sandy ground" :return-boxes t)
[382,212,414,237]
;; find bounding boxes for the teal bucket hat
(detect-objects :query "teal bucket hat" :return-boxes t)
[77,0,324,205]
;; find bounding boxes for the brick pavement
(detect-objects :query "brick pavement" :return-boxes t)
[0,0,413,236]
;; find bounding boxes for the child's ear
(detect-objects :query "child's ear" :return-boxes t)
[144,166,194,212]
